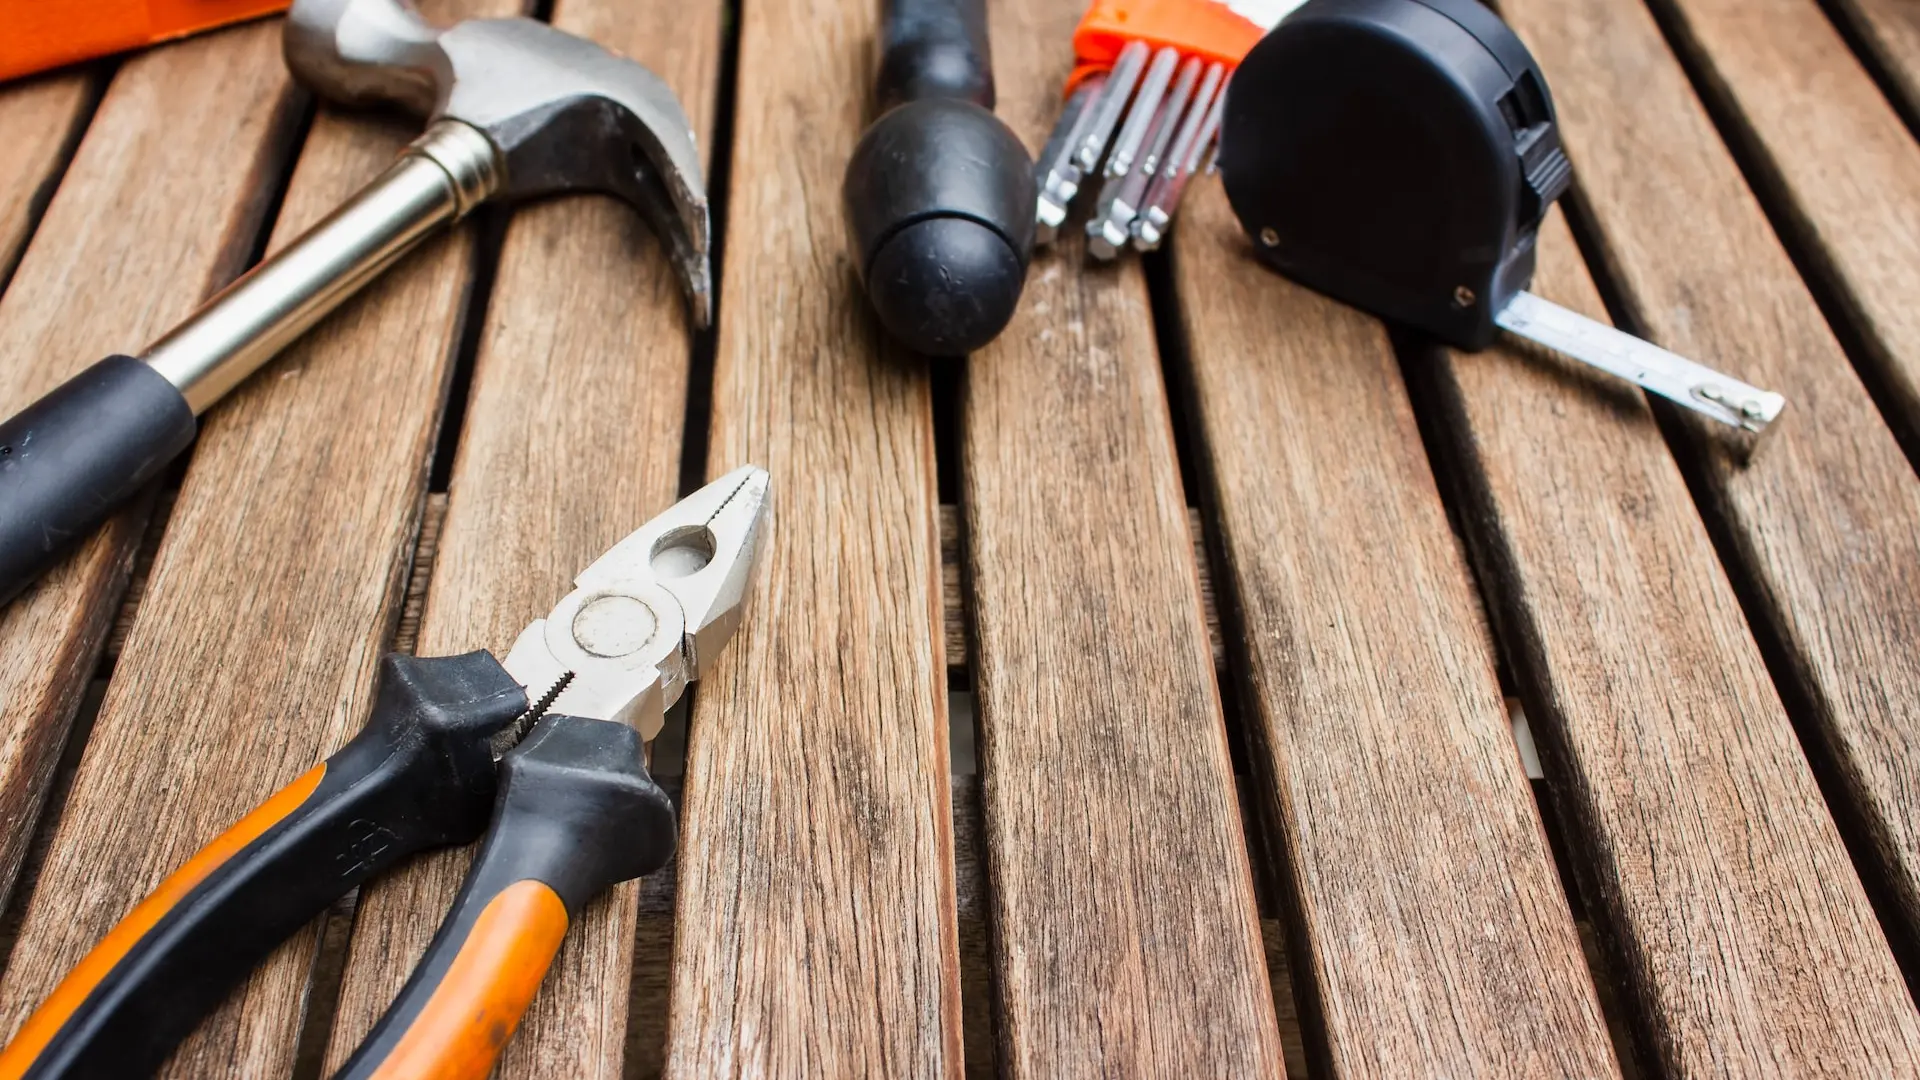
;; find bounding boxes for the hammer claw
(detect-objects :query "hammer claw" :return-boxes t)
[631,161,714,329]
[288,0,713,325]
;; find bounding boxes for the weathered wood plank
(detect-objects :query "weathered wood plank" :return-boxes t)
[1589,0,1920,968]
[1487,217,1920,1076]
[1648,0,1920,442]
[0,71,94,288]
[660,0,961,1068]
[0,20,301,933]
[1172,183,1618,1077]
[1499,0,1920,1066]
[949,503,1223,670]
[1425,204,1920,1076]
[1831,0,1920,120]
[316,0,720,1072]
[958,0,1281,1074]
[0,4,504,1073]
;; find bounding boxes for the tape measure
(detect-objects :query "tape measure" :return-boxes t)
[1217,0,1784,433]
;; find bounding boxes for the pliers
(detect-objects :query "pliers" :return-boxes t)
[0,466,771,1080]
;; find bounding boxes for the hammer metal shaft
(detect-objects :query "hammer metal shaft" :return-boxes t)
[144,119,500,413]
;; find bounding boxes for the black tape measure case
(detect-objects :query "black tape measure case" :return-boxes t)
[1218,0,1572,351]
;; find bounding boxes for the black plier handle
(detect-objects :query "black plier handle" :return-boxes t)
[0,653,527,1080]
[334,713,674,1080]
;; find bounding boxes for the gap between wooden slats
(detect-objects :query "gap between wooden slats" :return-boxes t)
[1822,0,1920,138]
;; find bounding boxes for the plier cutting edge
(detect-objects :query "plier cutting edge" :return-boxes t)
[0,465,771,1080]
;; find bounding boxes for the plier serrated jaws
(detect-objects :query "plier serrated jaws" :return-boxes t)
[502,464,771,742]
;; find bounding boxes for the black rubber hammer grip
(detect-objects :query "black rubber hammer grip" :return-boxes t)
[0,356,197,605]
[843,0,1036,357]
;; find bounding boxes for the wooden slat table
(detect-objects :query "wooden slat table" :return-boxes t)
[0,0,1917,1074]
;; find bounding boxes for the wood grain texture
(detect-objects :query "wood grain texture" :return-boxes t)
[0,20,300,926]
[1501,0,1920,1065]
[959,1,1280,1075]
[1425,207,1920,1077]
[1623,0,1920,966]
[0,4,500,1074]
[1172,183,1618,1078]
[0,70,93,287]
[316,0,720,1072]
[660,0,961,1068]
[1648,0,1920,438]
[941,505,1222,669]
[1831,0,1920,121]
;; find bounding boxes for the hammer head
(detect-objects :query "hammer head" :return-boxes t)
[286,0,712,326]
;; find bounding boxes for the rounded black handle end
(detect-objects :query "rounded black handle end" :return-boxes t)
[844,98,1036,357]
[0,356,195,604]
[867,217,1026,357]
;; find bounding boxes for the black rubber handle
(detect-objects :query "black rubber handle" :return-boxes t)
[0,356,198,606]
[332,714,675,1080]
[876,0,994,109]
[845,0,1034,357]
[0,653,526,1080]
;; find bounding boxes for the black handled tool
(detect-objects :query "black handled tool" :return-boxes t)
[0,0,711,608]
[1217,0,1784,433]
[843,0,1037,356]
[0,467,769,1080]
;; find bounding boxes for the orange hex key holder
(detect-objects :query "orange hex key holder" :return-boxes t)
[0,0,290,82]
[0,467,769,1080]
[1034,0,1303,257]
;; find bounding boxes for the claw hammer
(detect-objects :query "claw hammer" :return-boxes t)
[0,0,710,605]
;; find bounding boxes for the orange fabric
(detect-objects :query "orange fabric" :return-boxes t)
[0,763,327,1080]
[1066,0,1267,92]
[367,881,569,1080]
[0,0,290,83]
